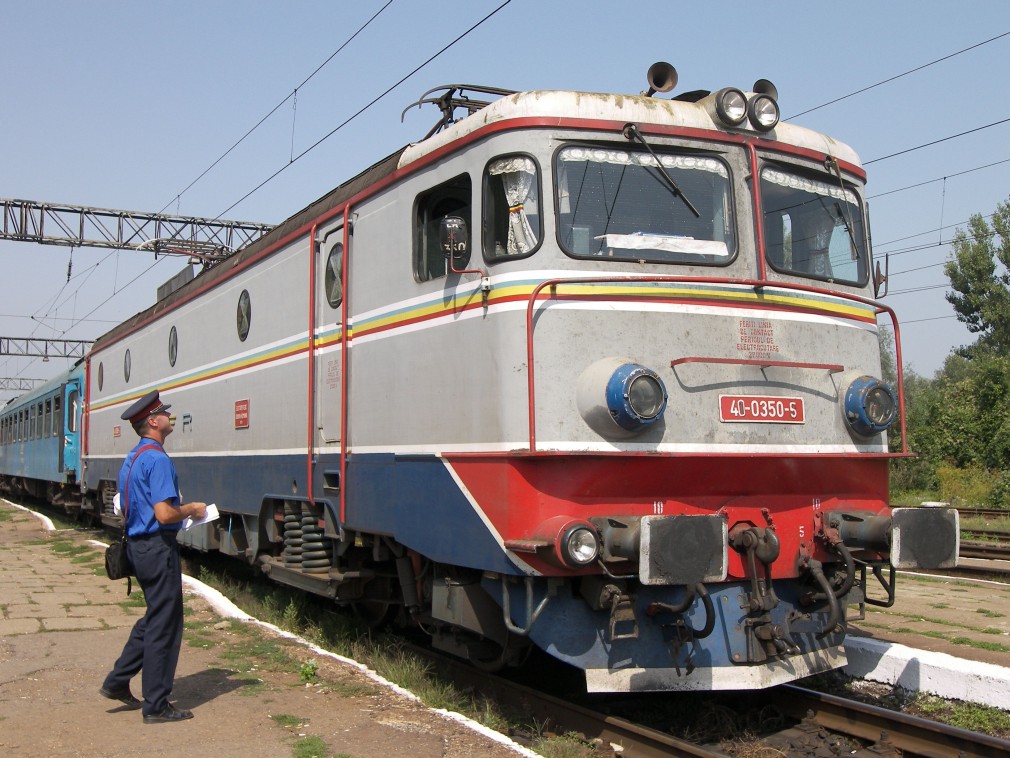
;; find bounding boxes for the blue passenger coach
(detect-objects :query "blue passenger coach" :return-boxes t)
[0,364,84,505]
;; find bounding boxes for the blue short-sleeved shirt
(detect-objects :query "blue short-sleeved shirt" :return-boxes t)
[118,440,180,537]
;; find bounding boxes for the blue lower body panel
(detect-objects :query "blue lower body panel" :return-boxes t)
[485,576,846,692]
[125,452,523,575]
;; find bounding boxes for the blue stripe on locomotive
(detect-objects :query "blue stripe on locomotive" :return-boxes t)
[345,454,522,576]
[138,451,521,576]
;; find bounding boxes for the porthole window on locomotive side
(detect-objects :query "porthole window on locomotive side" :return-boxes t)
[124,349,132,383]
[413,174,472,282]
[325,242,343,308]
[98,362,104,392]
[555,145,736,265]
[168,325,178,367]
[760,164,868,287]
[237,289,252,342]
[483,155,541,260]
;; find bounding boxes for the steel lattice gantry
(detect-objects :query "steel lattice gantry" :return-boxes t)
[0,337,92,360]
[0,377,46,391]
[0,198,274,259]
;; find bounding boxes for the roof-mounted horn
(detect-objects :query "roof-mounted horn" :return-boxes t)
[644,62,678,97]
[752,79,779,101]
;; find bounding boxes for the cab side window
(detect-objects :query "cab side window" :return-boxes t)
[414,174,471,282]
[483,155,540,259]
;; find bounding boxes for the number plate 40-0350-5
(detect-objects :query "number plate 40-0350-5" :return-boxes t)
[719,395,805,424]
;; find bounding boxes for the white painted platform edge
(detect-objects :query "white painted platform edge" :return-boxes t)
[845,636,1010,710]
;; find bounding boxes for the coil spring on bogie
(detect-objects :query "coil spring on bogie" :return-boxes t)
[101,483,117,518]
[282,501,332,574]
[282,502,302,567]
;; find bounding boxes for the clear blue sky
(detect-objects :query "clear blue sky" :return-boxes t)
[2,0,1009,400]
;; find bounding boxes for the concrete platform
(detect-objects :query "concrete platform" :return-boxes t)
[844,566,1010,710]
[0,499,533,758]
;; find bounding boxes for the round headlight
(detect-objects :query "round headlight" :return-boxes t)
[628,374,665,419]
[606,363,668,432]
[864,386,896,426]
[748,94,780,132]
[563,525,600,567]
[715,88,747,126]
[843,376,897,437]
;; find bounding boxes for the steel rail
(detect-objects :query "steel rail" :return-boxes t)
[775,684,1010,758]
[404,643,729,757]
[960,540,1010,561]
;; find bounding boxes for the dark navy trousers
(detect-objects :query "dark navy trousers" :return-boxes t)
[102,531,184,716]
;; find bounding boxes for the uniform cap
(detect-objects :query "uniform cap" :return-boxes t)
[121,390,172,423]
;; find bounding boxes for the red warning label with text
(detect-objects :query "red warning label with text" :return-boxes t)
[234,399,250,429]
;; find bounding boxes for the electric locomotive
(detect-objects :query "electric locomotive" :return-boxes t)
[54,64,965,691]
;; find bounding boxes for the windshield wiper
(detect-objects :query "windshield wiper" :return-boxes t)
[622,122,700,218]
[825,156,861,261]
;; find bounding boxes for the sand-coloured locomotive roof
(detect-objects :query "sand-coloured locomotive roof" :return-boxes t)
[399,89,863,171]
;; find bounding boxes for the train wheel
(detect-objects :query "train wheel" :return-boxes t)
[352,574,398,628]
[469,632,529,673]
[74,505,97,528]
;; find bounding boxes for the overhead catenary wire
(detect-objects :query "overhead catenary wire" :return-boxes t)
[216,0,514,219]
[864,117,1010,165]
[24,0,397,359]
[159,0,396,215]
[868,157,1010,199]
[1,1,514,391]
[784,30,1010,120]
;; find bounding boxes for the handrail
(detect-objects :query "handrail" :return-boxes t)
[306,223,318,508]
[670,357,844,372]
[524,275,906,454]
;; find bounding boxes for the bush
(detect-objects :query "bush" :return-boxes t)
[890,456,937,494]
[936,463,999,508]
[986,469,1010,509]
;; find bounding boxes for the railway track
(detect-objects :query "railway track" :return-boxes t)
[960,538,1010,562]
[408,643,1010,757]
[769,685,1010,758]
[955,510,1010,567]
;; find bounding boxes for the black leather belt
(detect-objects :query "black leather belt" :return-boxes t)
[129,530,178,540]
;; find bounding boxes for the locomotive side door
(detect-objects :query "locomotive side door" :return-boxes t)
[60,379,82,475]
[316,229,344,443]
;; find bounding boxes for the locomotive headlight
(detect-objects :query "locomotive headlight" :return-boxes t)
[562,525,600,567]
[747,94,780,132]
[715,88,747,126]
[606,364,668,432]
[843,375,898,437]
[577,358,669,437]
[536,516,602,569]
[627,373,666,419]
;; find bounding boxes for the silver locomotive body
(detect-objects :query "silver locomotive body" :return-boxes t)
[81,75,958,691]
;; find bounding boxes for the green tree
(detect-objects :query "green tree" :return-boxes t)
[944,196,1010,357]
[889,365,939,493]
[878,326,897,385]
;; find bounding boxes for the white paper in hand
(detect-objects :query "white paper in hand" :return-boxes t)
[181,503,219,531]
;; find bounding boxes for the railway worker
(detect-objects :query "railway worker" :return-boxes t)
[99,389,207,724]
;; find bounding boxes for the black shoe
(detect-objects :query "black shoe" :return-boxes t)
[99,686,142,710]
[143,703,194,724]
